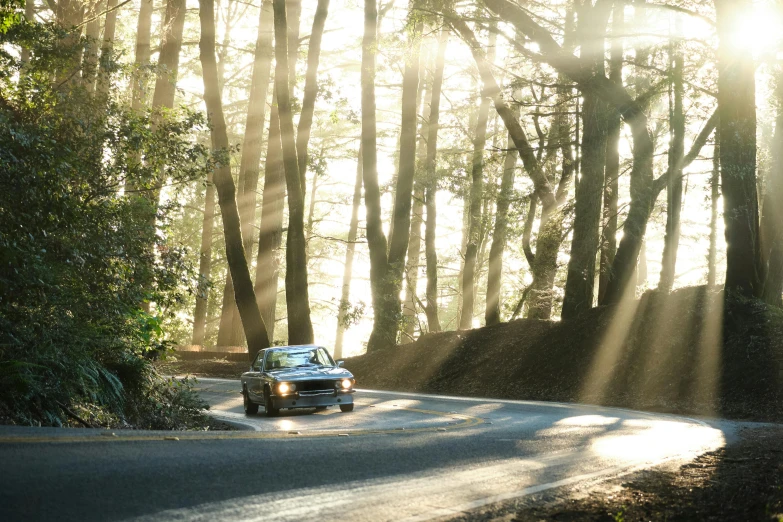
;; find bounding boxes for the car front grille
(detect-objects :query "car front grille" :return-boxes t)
[296,379,337,393]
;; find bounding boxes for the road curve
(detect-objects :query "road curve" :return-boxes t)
[0,377,726,521]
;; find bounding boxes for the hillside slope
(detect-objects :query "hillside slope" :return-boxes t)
[346,286,783,421]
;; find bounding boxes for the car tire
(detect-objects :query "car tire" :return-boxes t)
[264,388,279,417]
[339,404,354,413]
[243,388,259,415]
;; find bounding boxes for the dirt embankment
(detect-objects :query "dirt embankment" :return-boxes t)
[345,286,783,422]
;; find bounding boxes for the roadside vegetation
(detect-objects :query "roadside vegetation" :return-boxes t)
[0,3,214,429]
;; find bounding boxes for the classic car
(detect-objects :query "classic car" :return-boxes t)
[240,344,355,416]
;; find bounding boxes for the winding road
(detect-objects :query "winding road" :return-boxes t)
[0,377,729,521]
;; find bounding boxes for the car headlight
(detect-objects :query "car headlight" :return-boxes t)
[277,382,295,394]
[340,379,352,389]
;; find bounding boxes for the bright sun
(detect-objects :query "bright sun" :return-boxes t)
[726,1,783,58]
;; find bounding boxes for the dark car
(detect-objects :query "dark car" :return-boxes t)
[240,345,355,416]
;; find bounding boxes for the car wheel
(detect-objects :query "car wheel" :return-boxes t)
[264,388,279,417]
[243,388,259,415]
[339,404,354,413]
[315,406,327,412]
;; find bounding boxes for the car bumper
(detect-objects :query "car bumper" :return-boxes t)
[271,390,354,409]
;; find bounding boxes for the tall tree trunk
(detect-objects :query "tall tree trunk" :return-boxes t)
[402,182,424,341]
[296,0,330,196]
[599,2,623,304]
[216,0,274,347]
[95,0,118,98]
[131,0,155,111]
[199,0,271,360]
[254,99,285,340]
[561,1,611,319]
[21,0,35,64]
[659,44,685,294]
[761,74,783,305]
[460,29,495,330]
[365,0,422,351]
[55,0,85,85]
[708,130,720,288]
[334,150,363,358]
[273,0,314,344]
[485,119,518,326]
[424,27,448,333]
[151,0,186,112]
[82,0,101,93]
[192,174,216,346]
[715,0,764,298]
[401,37,432,343]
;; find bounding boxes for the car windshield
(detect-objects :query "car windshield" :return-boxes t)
[265,347,335,371]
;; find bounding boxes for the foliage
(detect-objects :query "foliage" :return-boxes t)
[0,19,213,427]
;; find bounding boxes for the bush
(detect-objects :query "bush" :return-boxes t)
[0,15,213,428]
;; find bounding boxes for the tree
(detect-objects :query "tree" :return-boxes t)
[199,0,271,359]
[658,36,685,294]
[761,72,783,305]
[335,150,363,358]
[215,0,274,347]
[363,0,423,351]
[424,26,448,333]
[599,1,623,304]
[482,0,656,307]
[561,1,611,319]
[253,0,301,342]
[272,0,314,344]
[715,0,764,298]
[460,28,495,330]
[131,0,154,111]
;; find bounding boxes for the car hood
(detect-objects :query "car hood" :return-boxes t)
[266,367,353,381]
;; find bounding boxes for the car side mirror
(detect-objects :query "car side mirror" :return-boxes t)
[336,360,344,368]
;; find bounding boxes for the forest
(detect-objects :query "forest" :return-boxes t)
[1,0,782,427]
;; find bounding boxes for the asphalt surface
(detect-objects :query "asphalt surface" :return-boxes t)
[0,377,731,521]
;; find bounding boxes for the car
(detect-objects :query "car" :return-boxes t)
[240,344,356,417]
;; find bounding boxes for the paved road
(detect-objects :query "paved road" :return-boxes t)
[0,377,728,521]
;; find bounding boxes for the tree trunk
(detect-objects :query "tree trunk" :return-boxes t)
[561,1,611,320]
[485,122,517,326]
[599,3,623,304]
[460,29,495,330]
[82,0,101,93]
[402,182,424,341]
[715,0,764,298]
[151,0,186,112]
[131,0,154,111]
[365,1,422,352]
[192,174,216,346]
[423,27,448,333]
[296,0,330,196]
[761,74,783,305]
[254,99,285,340]
[215,0,275,347]
[199,0,271,360]
[659,46,685,294]
[21,0,35,65]
[272,0,314,345]
[335,149,363,358]
[95,0,118,98]
[708,130,720,288]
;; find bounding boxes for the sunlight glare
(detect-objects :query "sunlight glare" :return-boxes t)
[726,1,783,58]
